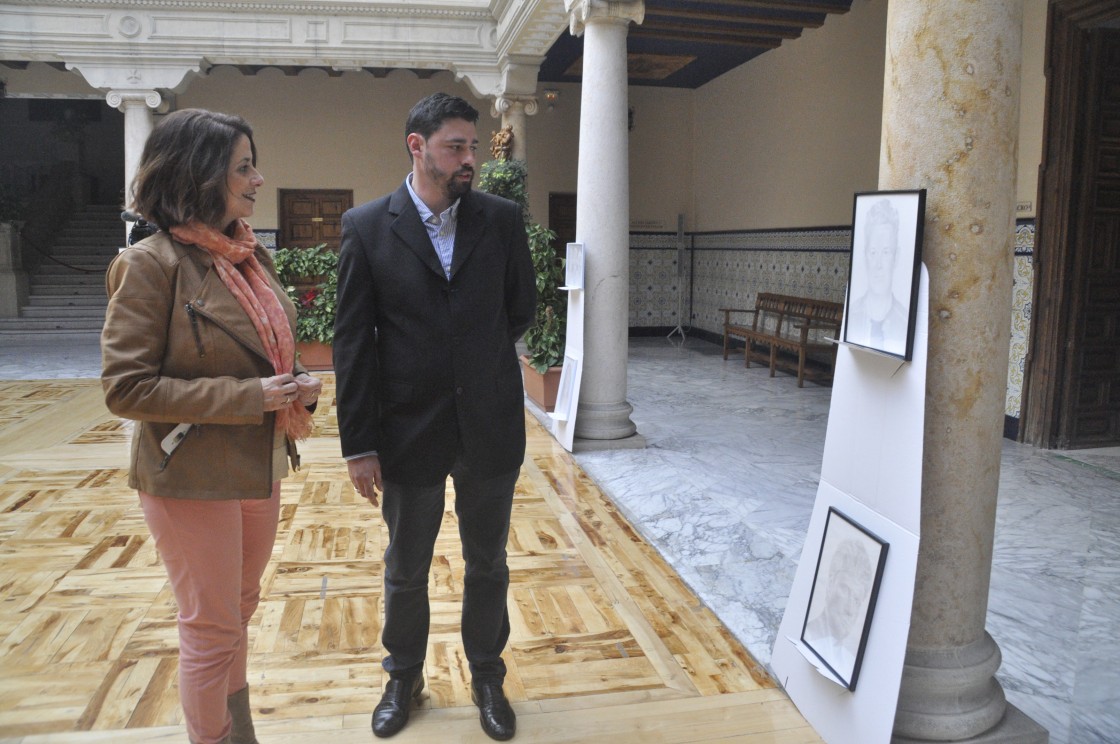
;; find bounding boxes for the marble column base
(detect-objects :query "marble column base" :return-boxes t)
[895,632,1014,740]
[571,432,647,452]
[893,705,1048,743]
[574,400,638,441]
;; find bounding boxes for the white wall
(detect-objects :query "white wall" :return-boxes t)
[691,0,888,231]
[625,86,695,231]
[0,0,1048,232]
[175,66,502,228]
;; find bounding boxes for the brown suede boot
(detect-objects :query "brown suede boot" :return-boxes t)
[227,686,260,744]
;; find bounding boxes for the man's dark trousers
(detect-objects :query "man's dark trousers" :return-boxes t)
[379,461,519,682]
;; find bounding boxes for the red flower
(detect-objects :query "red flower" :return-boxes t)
[299,288,318,308]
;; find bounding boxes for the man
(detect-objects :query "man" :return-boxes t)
[333,92,536,741]
[845,198,909,355]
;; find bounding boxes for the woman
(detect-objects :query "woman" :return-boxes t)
[101,108,322,744]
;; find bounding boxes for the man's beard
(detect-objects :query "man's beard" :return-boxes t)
[446,170,473,199]
[425,153,473,201]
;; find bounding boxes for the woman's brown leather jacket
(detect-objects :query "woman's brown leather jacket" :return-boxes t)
[101,231,306,500]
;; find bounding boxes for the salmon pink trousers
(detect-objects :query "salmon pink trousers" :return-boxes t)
[140,483,281,744]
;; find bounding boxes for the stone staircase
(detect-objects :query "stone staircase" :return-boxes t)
[0,204,124,341]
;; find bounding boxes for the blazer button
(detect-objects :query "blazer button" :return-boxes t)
[455,386,464,395]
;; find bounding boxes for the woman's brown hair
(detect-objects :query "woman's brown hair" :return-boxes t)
[129,108,257,231]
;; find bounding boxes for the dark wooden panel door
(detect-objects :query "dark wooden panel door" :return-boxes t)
[279,189,352,250]
[1065,30,1120,446]
[1024,6,1120,449]
[548,192,576,258]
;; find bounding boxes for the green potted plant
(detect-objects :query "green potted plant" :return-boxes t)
[478,156,564,411]
[272,242,338,371]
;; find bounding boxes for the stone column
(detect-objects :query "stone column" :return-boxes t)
[566,0,644,444]
[107,89,161,241]
[884,4,1046,742]
[0,222,29,319]
[492,95,538,162]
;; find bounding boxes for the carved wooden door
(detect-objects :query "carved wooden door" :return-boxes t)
[1062,30,1120,446]
[1024,9,1120,449]
[548,192,576,258]
[279,189,352,250]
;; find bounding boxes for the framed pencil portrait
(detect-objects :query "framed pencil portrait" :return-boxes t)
[842,189,926,360]
[800,508,889,691]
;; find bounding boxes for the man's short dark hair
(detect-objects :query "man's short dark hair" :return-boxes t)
[405,93,479,150]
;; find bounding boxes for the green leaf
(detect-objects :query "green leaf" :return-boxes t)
[478,162,567,371]
[273,243,338,344]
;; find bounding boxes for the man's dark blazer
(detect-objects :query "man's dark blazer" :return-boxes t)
[333,182,537,486]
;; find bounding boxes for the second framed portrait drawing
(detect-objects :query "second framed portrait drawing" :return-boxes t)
[800,507,889,691]
[842,189,926,360]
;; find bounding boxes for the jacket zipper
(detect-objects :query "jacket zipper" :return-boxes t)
[184,302,206,358]
[187,300,272,364]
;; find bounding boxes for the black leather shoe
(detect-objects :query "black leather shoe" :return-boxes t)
[471,679,516,741]
[372,674,424,738]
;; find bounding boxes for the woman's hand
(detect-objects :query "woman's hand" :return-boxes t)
[295,373,322,407]
[261,373,299,411]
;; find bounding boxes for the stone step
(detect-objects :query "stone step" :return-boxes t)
[41,244,121,257]
[52,237,123,248]
[14,206,127,340]
[20,305,108,319]
[31,275,107,287]
[0,317,105,332]
[58,226,121,236]
[36,263,112,275]
[0,328,103,344]
[27,295,108,307]
[29,283,106,296]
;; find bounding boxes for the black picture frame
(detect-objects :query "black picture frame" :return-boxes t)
[842,189,926,360]
[800,507,889,691]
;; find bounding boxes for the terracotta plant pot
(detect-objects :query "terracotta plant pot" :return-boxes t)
[296,341,333,371]
[520,354,562,412]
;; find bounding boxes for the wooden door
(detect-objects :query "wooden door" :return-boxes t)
[279,189,352,250]
[548,192,576,257]
[1062,30,1120,445]
[1023,5,1120,448]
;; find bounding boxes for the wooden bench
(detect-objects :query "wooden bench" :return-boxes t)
[721,293,844,387]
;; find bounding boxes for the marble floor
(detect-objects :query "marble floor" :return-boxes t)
[1,334,1117,744]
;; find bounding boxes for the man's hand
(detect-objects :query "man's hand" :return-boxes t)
[348,454,383,506]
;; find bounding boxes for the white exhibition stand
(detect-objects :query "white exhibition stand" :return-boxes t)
[771,266,929,744]
[551,243,585,452]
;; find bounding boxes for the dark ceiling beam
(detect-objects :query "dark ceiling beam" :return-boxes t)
[631,26,784,49]
[682,0,849,16]
[642,14,804,39]
[644,2,827,28]
[644,7,817,31]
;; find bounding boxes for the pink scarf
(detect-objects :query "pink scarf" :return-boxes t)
[170,219,313,441]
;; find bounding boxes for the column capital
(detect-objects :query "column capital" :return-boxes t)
[565,0,644,36]
[67,58,202,95]
[491,95,540,119]
[106,89,162,111]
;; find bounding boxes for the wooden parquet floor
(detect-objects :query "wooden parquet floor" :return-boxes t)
[0,377,821,743]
